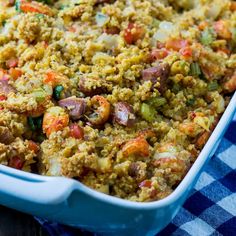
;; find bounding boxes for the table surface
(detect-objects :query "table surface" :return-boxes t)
[0,205,48,236]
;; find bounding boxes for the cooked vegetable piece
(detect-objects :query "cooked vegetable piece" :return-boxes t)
[16,0,54,16]
[141,103,156,122]
[88,96,110,125]
[190,63,201,76]
[53,85,64,101]
[124,23,145,44]
[208,81,219,91]
[142,63,170,93]
[114,102,136,127]
[0,80,16,96]
[70,124,84,139]
[58,97,86,120]
[148,97,167,108]
[43,106,69,137]
[9,156,24,170]
[122,137,150,157]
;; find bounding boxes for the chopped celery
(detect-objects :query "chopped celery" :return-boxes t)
[200,28,215,46]
[190,62,201,76]
[141,103,157,122]
[32,88,47,102]
[148,97,167,108]
[208,81,219,91]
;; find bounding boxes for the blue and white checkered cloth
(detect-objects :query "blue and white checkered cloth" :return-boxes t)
[36,114,236,236]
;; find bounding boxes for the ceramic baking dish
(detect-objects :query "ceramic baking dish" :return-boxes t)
[0,92,235,236]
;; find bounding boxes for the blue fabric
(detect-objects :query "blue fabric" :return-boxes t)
[35,114,236,236]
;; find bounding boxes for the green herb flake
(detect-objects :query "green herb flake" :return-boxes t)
[53,85,64,100]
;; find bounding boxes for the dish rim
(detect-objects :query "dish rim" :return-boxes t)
[1,92,236,210]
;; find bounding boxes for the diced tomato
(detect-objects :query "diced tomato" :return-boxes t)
[179,46,193,59]
[150,48,168,62]
[139,180,152,188]
[165,38,189,51]
[9,156,24,170]
[19,1,54,16]
[0,95,7,101]
[124,23,145,44]
[28,140,40,153]
[6,58,18,68]
[70,124,84,139]
[9,68,22,80]
[213,20,232,40]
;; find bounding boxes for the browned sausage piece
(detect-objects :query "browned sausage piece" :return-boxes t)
[0,126,14,144]
[114,102,136,127]
[79,78,104,97]
[58,97,86,120]
[142,63,170,93]
[0,80,16,95]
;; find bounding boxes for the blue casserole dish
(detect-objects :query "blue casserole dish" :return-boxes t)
[0,92,235,236]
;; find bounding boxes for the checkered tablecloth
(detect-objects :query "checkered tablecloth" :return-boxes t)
[36,114,236,236]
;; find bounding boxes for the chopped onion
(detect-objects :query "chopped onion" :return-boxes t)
[95,13,109,27]
[97,33,119,49]
[154,152,176,159]
[152,21,175,43]
[159,21,174,32]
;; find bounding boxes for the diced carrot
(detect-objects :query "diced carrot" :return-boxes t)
[43,71,60,87]
[43,71,68,88]
[28,140,40,153]
[124,23,145,44]
[139,180,152,188]
[9,68,22,80]
[20,1,54,16]
[165,38,189,51]
[213,20,232,40]
[6,58,18,68]
[70,124,84,139]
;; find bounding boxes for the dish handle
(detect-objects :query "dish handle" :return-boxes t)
[0,165,76,205]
